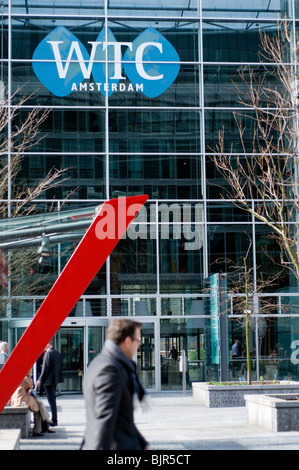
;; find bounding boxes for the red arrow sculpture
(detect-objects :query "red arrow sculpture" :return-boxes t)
[0,194,148,412]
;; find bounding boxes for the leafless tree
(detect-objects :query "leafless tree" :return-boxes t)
[211,21,299,280]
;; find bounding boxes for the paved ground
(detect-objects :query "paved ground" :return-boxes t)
[17,391,299,451]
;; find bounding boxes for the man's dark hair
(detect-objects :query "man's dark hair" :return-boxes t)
[107,318,142,345]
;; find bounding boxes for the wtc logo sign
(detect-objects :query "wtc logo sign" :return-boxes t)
[32,26,180,98]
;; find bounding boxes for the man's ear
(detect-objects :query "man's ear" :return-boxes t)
[123,336,132,350]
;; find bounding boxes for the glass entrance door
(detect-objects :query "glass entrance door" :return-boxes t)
[87,325,106,366]
[160,318,205,390]
[58,327,84,393]
[137,322,156,390]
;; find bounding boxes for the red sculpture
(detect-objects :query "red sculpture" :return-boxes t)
[0,195,148,412]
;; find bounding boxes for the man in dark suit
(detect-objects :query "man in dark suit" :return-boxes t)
[82,318,149,450]
[36,340,64,426]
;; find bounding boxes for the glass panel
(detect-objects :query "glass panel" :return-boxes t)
[0,3,7,14]
[111,298,134,316]
[255,224,292,290]
[110,234,157,295]
[59,327,84,392]
[0,20,8,61]
[88,325,106,366]
[11,2,105,16]
[107,19,200,62]
[203,21,286,62]
[108,65,201,108]
[109,110,201,154]
[11,17,112,60]
[10,108,105,153]
[9,246,60,304]
[137,322,155,389]
[204,64,289,108]
[108,0,200,18]
[161,297,182,316]
[134,298,157,316]
[205,110,260,154]
[159,215,204,293]
[207,224,253,274]
[70,299,107,317]
[207,202,251,222]
[202,0,291,19]
[11,327,26,350]
[159,240,204,293]
[20,154,105,200]
[184,297,205,315]
[228,318,256,381]
[0,322,6,346]
[110,155,202,200]
[83,263,107,296]
[11,61,106,106]
[160,318,205,390]
[11,299,35,319]
[258,316,299,382]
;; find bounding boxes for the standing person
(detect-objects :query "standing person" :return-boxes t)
[232,339,241,358]
[168,345,179,360]
[0,341,9,370]
[37,349,46,396]
[36,340,64,426]
[81,318,150,450]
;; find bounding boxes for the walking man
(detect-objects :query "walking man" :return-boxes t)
[36,340,64,426]
[82,318,150,450]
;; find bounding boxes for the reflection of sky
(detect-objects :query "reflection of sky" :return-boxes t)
[9,0,287,20]
[202,0,286,20]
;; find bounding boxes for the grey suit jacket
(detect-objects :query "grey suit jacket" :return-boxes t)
[82,339,148,450]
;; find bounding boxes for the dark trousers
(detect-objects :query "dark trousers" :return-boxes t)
[44,384,58,424]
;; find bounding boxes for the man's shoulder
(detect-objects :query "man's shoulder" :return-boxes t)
[46,348,61,363]
[86,347,122,377]
[91,347,115,366]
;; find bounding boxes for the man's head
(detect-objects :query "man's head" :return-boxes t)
[0,342,8,354]
[107,318,142,360]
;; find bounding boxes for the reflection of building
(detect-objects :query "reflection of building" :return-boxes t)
[1,0,299,391]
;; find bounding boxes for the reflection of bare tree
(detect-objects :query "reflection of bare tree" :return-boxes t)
[0,92,69,316]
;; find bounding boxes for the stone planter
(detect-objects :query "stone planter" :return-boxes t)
[192,381,299,408]
[246,394,299,432]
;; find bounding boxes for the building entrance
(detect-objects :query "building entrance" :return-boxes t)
[57,321,158,393]
[137,322,156,390]
[57,323,107,393]
[58,327,83,393]
[160,318,205,390]
[9,317,204,392]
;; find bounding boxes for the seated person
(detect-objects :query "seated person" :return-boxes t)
[10,369,54,436]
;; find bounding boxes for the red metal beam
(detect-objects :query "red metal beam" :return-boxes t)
[0,195,148,412]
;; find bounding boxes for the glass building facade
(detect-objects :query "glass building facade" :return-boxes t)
[1,0,299,391]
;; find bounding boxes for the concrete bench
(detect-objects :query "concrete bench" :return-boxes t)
[0,429,21,450]
[0,406,30,438]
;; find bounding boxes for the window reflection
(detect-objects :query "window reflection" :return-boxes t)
[202,0,291,19]
[203,21,284,62]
